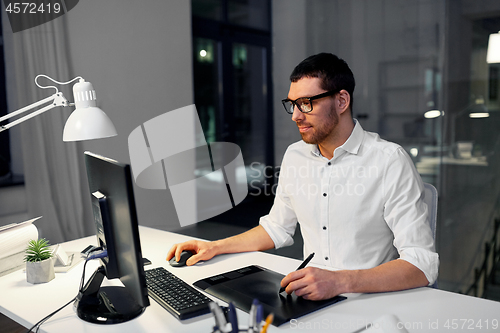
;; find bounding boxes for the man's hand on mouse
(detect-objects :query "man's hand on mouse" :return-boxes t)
[166,240,218,266]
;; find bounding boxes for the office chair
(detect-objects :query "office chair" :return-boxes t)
[423,182,438,288]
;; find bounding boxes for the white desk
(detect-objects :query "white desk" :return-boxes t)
[1,226,499,332]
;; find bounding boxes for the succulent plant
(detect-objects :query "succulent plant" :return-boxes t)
[24,238,53,262]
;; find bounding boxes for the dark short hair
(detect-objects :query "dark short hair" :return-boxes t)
[290,53,355,111]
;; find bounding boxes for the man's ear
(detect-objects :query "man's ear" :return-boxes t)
[337,90,351,115]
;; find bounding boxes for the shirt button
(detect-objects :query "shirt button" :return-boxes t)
[328,162,331,166]
[323,193,327,197]
[325,257,329,261]
[323,226,327,230]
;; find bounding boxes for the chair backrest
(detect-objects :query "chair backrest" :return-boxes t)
[423,182,438,240]
[423,182,438,288]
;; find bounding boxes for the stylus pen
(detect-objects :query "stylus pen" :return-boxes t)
[279,252,315,294]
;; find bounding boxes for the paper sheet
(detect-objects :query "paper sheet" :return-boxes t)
[0,217,40,259]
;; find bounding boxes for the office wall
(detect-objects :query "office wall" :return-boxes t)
[271,0,307,164]
[271,0,439,160]
[64,0,193,231]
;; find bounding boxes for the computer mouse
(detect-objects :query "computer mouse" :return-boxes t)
[169,250,194,267]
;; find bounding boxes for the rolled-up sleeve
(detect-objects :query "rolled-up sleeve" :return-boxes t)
[383,148,440,285]
[259,154,298,249]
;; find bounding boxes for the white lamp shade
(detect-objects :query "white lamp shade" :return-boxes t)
[62,78,117,141]
[487,32,500,64]
[63,106,117,141]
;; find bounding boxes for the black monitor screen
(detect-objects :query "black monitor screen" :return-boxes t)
[76,151,149,324]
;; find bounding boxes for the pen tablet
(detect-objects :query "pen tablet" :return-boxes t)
[193,265,346,326]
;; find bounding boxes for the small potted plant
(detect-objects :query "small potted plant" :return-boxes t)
[24,238,55,284]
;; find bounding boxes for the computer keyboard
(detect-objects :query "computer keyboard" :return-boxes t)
[145,267,212,320]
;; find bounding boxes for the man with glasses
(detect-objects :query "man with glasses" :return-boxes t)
[167,53,439,300]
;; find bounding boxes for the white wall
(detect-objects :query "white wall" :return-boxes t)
[271,0,307,165]
[1,1,194,231]
[62,0,193,231]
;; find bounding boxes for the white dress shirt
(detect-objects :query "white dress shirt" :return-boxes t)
[260,120,439,284]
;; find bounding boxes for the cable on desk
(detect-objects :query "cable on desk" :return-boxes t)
[25,297,76,333]
[25,247,105,333]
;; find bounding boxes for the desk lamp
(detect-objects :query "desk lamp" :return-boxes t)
[0,75,117,141]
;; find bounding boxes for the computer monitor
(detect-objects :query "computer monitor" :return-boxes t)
[74,151,150,324]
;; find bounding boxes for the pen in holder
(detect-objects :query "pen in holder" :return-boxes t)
[211,328,251,333]
[209,301,271,333]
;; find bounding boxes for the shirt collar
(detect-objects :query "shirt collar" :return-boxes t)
[310,119,364,158]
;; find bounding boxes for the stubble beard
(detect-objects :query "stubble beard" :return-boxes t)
[298,106,339,145]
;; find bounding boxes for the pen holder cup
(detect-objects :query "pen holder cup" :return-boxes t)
[211,327,249,333]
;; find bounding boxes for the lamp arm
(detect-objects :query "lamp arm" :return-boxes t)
[0,92,71,133]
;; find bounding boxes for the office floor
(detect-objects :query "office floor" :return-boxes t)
[436,175,500,294]
[0,314,25,333]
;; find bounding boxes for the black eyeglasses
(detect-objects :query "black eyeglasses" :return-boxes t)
[281,90,339,114]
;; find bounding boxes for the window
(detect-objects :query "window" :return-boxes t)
[192,0,274,193]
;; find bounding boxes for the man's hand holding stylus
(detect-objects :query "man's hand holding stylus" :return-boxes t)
[282,259,429,301]
[280,267,349,300]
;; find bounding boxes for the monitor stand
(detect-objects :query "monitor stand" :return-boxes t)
[74,266,145,324]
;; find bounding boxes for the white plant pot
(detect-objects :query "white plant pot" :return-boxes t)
[26,258,55,284]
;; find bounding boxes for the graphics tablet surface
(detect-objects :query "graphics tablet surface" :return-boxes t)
[193,265,346,326]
